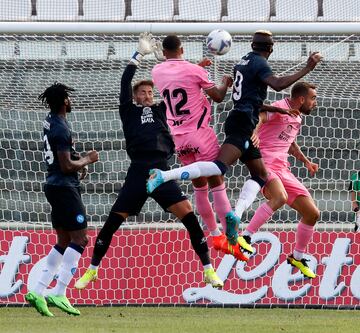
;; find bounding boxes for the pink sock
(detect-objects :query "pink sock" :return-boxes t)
[194,185,218,233]
[211,183,232,232]
[246,202,273,234]
[294,220,314,259]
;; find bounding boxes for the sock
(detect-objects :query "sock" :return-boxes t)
[162,161,222,182]
[203,264,213,270]
[89,264,98,270]
[91,212,125,266]
[194,184,219,235]
[181,212,210,266]
[52,243,84,296]
[211,183,232,232]
[235,179,261,219]
[33,244,64,295]
[293,220,314,260]
[246,202,274,234]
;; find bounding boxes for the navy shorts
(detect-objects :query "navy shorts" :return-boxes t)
[44,184,87,231]
[112,160,187,215]
[223,110,262,162]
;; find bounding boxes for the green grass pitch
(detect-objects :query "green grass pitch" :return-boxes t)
[1,307,360,333]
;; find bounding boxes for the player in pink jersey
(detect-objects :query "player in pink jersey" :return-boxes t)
[240,82,320,278]
[151,35,248,262]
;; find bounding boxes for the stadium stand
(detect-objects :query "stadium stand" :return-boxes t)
[270,43,305,61]
[0,0,32,21]
[0,42,16,60]
[271,0,318,21]
[35,0,79,21]
[174,0,222,21]
[82,0,126,21]
[319,0,360,21]
[305,42,350,61]
[222,0,270,22]
[18,41,64,60]
[126,0,174,21]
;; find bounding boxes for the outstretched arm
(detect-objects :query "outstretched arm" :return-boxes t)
[288,141,318,177]
[260,104,300,117]
[205,75,233,103]
[120,32,156,105]
[263,52,322,92]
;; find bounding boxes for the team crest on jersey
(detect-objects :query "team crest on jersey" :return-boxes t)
[76,214,85,223]
[141,107,155,124]
[286,125,293,133]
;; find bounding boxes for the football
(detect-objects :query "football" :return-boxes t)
[206,29,232,56]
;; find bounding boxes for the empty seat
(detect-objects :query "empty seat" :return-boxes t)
[271,0,318,21]
[271,43,304,61]
[174,0,221,21]
[19,41,63,59]
[320,0,360,21]
[0,0,31,21]
[222,0,270,22]
[221,42,250,60]
[65,42,109,59]
[36,0,78,21]
[83,0,125,21]
[127,0,173,21]
[349,44,360,61]
[0,42,16,59]
[306,43,349,61]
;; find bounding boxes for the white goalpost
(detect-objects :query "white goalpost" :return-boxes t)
[0,19,359,307]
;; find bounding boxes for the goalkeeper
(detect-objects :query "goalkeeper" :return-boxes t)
[75,33,223,290]
[349,170,360,231]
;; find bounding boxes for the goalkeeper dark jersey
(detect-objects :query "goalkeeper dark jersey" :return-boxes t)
[43,113,79,187]
[119,64,175,161]
[229,51,273,131]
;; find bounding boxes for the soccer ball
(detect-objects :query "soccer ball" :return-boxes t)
[206,29,232,56]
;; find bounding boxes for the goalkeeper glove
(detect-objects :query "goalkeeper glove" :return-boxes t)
[130,32,156,66]
[153,40,165,61]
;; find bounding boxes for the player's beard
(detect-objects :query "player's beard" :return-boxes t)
[66,104,72,113]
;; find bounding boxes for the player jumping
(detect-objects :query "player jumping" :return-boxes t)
[75,33,224,290]
[147,30,322,251]
[151,34,248,261]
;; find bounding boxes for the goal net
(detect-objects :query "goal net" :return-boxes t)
[0,30,359,306]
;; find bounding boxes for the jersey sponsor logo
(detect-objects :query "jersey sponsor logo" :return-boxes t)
[141,107,155,124]
[181,172,190,180]
[177,145,200,157]
[76,214,85,223]
[170,119,184,127]
[244,140,250,150]
[278,131,291,142]
[238,58,250,66]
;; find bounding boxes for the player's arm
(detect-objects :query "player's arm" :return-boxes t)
[263,52,322,92]
[250,111,267,148]
[120,32,156,105]
[205,75,233,103]
[288,141,318,177]
[58,150,98,174]
[260,104,300,117]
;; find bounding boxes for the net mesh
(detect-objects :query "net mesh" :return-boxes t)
[0,32,359,305]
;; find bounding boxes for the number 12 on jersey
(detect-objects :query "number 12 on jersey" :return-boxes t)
[163,88,190,117]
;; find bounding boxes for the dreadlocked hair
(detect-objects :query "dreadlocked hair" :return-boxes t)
[38,82,75,113]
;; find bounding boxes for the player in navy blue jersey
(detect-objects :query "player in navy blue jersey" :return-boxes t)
[26,83,99,316]
[147,30,322,250]
[75,33,223,290]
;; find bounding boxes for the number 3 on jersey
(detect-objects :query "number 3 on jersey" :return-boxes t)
[232,70,243,101]
[43,134,54,165]
[163,88,190,117]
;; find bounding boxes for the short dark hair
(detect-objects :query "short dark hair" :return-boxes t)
[251,30,274,52]
[38,82,74,113]
[162,35,181,52]
[133,80,154,94]
[291,82,317,98]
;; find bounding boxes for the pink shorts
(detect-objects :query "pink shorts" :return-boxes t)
[264,168,311,205]
[174,127,220,166]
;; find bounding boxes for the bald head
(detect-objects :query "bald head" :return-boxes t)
[251,30,274,54]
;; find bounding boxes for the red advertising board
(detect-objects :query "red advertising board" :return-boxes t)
[1,229,360,305]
